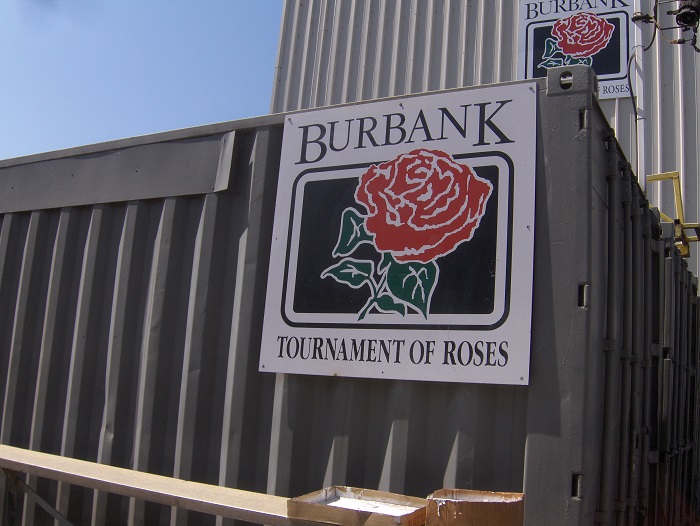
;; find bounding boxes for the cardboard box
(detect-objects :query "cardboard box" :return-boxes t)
[288,486,427,526]
[426,489,524,526]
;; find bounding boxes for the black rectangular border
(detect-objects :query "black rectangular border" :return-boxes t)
[279,151,515,331]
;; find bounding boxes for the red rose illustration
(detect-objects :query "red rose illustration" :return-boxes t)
[552,12,614,58]
[355,149,492,263]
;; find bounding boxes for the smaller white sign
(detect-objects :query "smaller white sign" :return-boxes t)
[260,83,537,385]
[518,0,636,99]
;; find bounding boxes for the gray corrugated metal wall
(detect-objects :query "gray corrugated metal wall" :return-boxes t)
[1,67,699,525]
[270,0,700,274]
[0,119,284,525]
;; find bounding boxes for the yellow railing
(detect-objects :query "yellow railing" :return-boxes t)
[646,171,700,257]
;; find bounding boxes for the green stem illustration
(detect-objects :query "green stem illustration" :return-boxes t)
[357,266,389,320]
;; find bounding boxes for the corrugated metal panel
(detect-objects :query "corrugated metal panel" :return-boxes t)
[271,0,519,109]
[271,0,700,274]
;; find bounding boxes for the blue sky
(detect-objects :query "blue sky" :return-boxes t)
[0,0,284,160]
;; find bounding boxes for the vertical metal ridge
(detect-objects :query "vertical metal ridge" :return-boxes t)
[387,1,405,99]
[376,384,411,495]
[320,380,353,488]
[304,379,347,489]
[440,0,462,90]
[128,194,205,525]
[215,225,251,526]
[493,0,505,83]
[1,211,51,448]
[128,198,178,526]
[23,208,79,525]
[419,0,435,93]
[4,209,57,526]
[267,374,294,497]
[273,2,304,113]
[217,129,282,525]
[648,18,663,208]
[461,0,478,87]
[310,0,333,108]
[348,0,364,102]
[216,225,249,492]
[404,0,419,95]
[355,0,374,102]
[28,209,80,452]
[0,213,23,446]
[91,201,150,525]
[340,0,360,103]
[316,0,343,106]
[58,205,105,457]
[56,204,122,523]
[432,0,450,91]
[499,0,518,82]
[480,0,496,85]
[450,386,479,490]
[454,0,468,89]
[299,0,322,110]
[471,0,487,86]
[330,0,352,105]
[222,128,283,505]
[625,185,644,520]
[369,0,387,100]
[171,193,221,525]
[270,0,288,112]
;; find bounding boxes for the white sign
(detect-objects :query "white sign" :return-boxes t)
[260,83,537,385]
[518,0,636,98]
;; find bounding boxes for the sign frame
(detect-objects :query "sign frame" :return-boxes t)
[518,0,636,99]
[260,83,538,385]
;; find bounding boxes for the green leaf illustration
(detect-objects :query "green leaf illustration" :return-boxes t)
[375,294,407,316]
[542,37,561,59]
[538,57,564,69]
[385,260,438,318]
[378,252,394,273]
[321,259,374,289]
[564,55,592,66]
[333,208,373,257]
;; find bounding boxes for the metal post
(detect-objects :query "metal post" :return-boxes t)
[639,206,653,525]
[626,182,643,526]
[597,136,623,526]
[616,166,634,526]
[0,470,73,526]
[2,471,18,526]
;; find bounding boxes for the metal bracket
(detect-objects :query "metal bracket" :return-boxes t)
[2,469,73,526]
[646,171,700,257]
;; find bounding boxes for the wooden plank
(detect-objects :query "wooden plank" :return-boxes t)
[0,445,289,525]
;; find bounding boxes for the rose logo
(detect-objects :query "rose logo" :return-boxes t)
[553,12,615,57]
[539,12,615,69]
[356,149,491,262]
[321,149,492,319]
